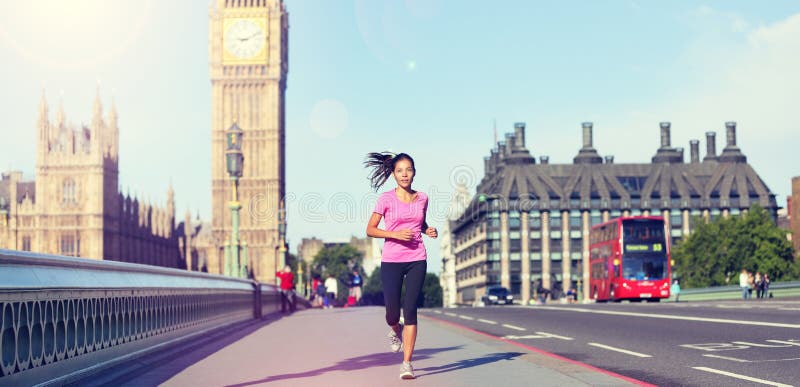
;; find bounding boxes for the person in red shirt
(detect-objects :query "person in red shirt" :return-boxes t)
[276,265,295,313]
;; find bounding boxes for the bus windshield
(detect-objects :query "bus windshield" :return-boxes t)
[622,219,664,244]
[622,254,668,280]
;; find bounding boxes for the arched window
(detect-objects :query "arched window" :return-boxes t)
[63,178,76,204]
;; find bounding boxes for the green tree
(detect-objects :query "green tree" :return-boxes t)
[362,266,383,305]
[311,245,363,305]
[421,273,443,308]
[673,205,799,288]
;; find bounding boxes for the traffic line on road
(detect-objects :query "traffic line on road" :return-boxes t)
[502,332,574,340]
[444,312,457,317]
[421,314,656,386]
[692,367,792,387]
[702,354,751,363]
[458,315,475,321]
[535,331,574,340]
[588,342,652,358]
[432,310,442,314]
[477,318,497,325]
[541,306,800,329]
[502,323,526,331]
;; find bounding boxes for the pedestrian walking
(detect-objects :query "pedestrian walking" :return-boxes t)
[276,265,296,313]
[349,269,364,305]
[755,272,764,299]
[763,273,771,298]
[739,269,750,299]
[324,274,338,308]
[365,152,437,380]
[670,279,681,302]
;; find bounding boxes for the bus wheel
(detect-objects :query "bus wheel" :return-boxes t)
[646,298,661,303]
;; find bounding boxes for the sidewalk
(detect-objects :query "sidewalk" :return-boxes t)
[125,306,645,386]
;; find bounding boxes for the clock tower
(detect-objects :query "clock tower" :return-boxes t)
[209,0,288,282]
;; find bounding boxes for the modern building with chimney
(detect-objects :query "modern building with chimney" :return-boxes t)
[448,121,779,305]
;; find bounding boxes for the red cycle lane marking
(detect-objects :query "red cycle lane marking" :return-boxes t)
[422,313,656,387]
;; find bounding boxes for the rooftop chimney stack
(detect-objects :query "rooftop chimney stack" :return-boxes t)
[660,122,671,148]
[540,156,549,165]
[514,122,526,149]
[652,121,683,163]
[605,155,614,164]
[573,122,603,164]
[719,121,747,163]
[677,147,684,161]
[582,122,593,149]
[725,121,737,148]
[704,131,717,161]
[689,140,700,163]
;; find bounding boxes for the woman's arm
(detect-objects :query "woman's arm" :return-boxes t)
[367,212,412,241]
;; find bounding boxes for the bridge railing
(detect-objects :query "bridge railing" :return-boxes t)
[0,249,295,386]
[678,280,800,301]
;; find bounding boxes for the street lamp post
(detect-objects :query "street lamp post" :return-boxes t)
[224,121,248,278]
[277,204,287,282]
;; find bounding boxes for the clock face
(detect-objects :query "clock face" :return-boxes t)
[224,19,266,59]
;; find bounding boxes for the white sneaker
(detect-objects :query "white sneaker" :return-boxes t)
[399,361,415,380]
[388,327,403,352]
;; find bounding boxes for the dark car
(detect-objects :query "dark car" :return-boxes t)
[481,286,513,305]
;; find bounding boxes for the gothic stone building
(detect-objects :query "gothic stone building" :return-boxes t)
[448,121,779,305]
[0,92,181,268]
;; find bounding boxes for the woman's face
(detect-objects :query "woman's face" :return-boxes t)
[393,158,415,189]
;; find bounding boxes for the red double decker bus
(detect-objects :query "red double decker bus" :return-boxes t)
[589,216,672,302]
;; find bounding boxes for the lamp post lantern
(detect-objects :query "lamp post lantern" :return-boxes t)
[224,121,248,278]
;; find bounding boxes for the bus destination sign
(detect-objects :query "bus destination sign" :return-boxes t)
[624,243,663,253]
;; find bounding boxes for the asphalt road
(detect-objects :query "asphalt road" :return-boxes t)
[420,299,800,386]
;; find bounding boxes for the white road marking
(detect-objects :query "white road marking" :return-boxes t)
[477,318,497,325]
[535,331,574,340]
[444,312,457,317]
[702,354,751,363]
[502,323,526,331]
[588,342,652,358]
[766,340,800,346]
[692,367,793,387]
[541,306,800,329]
[757,357,800,363]
[432,310,443,314]
[778,308,800,311]
[458,315,475,321]
[502,332,574,340]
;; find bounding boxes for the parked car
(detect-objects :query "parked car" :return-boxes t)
[482,286,513,305]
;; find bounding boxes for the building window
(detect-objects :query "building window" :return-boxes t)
[22,236,31,251]
[61,235,76,256]
[62,178,77,205]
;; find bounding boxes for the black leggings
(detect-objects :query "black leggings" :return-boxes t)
[382,260,427,326]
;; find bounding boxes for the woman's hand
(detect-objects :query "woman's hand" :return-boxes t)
[393,229,414,241]
[425,227,438,239]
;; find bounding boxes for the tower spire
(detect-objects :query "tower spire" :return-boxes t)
[56,93,65,127]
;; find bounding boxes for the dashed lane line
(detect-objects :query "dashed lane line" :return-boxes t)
[541,306,800,329]
[503,332,574,340]
[444,312,457,317]
[432,310,442,314]
[477,318,497,325]
[692,367,793,387]
[502,323,526,331]
[458,315,475,321]
[588,342,652,358]
[702,354,750,363]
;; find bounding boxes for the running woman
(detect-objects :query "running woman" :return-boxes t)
[365,152,437,380]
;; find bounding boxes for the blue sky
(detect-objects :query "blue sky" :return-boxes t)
[1,1,799,274]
